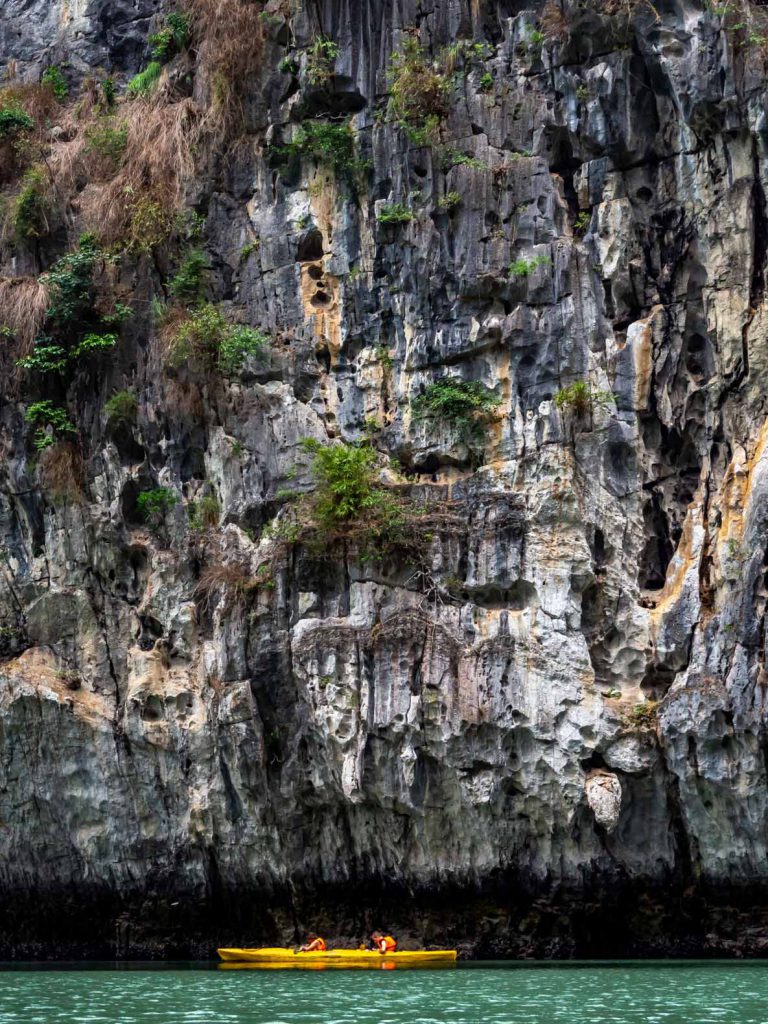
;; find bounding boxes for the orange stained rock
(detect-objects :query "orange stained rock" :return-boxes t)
[716,416,768,555]
[2,646,113,725]
[649,496,704,622]
[486,348,512,465]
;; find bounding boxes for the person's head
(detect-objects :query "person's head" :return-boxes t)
[371,931,382,940]
[306,933,317,942]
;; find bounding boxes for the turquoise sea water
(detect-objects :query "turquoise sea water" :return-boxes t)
[0,961,766,1024]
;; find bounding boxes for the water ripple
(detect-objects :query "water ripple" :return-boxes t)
[0,962,766,1024]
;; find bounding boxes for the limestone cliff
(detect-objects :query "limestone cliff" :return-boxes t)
[1,0,768,957]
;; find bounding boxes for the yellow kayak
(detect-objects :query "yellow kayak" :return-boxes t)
[217,947,457,968]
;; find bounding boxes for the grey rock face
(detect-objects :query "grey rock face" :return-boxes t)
[2,0,768,957]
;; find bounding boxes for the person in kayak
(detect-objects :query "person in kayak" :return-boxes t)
[298,933,326,952]
[371,931,397,953]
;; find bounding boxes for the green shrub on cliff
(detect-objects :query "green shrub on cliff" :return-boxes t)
[16,339,69,374]
[377,202,413,224]
[627,700,658,729]
[387,37,450,145]
[0,106,34,140]
[41,66,68,102]
[17,236,129,379]
[300,439,380,526]
[508,254,552,278]
[554,380,613,418]
[71,332,118,358]
[278,121,356,176]
[148,12,190,61]
[218,323,268,375]
[306,38,340,86]
[168,303,268,376]
[412,378,500,452]
[137,487,177,527]
[44,234,100,325]
[105,390,138,428]
[24,401,76,450]
[127,61,162,98]
[296,439,407,556]
[189,494,220,531]
[12,166,52,239]
[84,117,128,167]
[169,250,210,303]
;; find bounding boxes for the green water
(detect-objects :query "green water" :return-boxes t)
[0,962,766,1023]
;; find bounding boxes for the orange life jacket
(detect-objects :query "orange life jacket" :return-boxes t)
[315,937,327,951]
[380,935,396,952]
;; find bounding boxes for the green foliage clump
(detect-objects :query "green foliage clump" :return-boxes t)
[104,390,138,428]
[627,700,658,729]
[438,191,461,211]
[127,61,163,98]
[413,378,500,424]
[218,324,269,375]
[189,494,220,531]
[412,378,500,455]
[479,71,493,92]
[16,340,65,373]
[377,202,413,224]
[24,401,76,450]
[375,345,393,370]
[301,438,378,525]
[137,487,177,527]
[441,149,487,171]
[286,439,409,559]
[387,37,450,145]
[574,211,591,234]
[72,332,118,358]
[149,12,190,61]
[306,38,340,86]
[44,235,100,325]
[100,302,133,326]
[282,121,355,175]
[18,237,125,378]
[16,340,68,374]
[102,77,117,107]
[41,66,68,102]
[13,166,51,239]
[125,196,173,254]
[169,303,268,376]
[554,380,613,418]
[509,254,552,278]
[527,28,545,48]
[169,250,210,303]
[84,117,128,165]
[240,239,260,261]
[0,106,34,140]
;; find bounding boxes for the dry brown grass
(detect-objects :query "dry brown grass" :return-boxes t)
[1,2,264,257]
[0,82,60,124]
[183,0,266,137]
[38,442,85,503]
[195,560,259,613]
[540,1,569,42]
[77,96,200,247]
[0,275,50,357]
[153,303,190,363]
[586,0,659,18]
[0,83,61,190]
